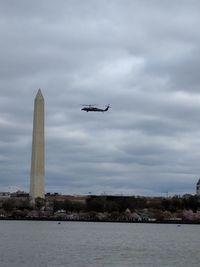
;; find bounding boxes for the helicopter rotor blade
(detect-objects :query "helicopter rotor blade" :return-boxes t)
[81,104,98,106]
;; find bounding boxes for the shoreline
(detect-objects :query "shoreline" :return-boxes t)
[0,217,200,224]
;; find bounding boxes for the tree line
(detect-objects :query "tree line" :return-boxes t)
[1,195,200,214]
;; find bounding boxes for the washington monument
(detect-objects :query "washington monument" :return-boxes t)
[29,89,45,201]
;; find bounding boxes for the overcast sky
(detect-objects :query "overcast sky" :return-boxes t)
[1,0,200,196]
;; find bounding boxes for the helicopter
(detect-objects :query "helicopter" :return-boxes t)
[81,104,110,112]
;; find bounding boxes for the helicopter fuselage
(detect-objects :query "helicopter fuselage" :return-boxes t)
[81,105,110,112]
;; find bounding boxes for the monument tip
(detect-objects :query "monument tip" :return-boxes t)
[36,89,43,99]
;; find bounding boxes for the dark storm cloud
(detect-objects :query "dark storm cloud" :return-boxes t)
[1,0,200,195]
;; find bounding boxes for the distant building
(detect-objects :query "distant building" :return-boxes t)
[196,179,200,196]
[0,192,10,198]
[182,194,192,199]
[11,191,29,198]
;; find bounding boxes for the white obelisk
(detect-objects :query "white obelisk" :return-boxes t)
[30,89,45,201]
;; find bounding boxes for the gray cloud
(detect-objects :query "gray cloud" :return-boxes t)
[0,0,200,196]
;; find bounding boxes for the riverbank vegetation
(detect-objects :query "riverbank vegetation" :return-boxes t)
[1,194,200,222]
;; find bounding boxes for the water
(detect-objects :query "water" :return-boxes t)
[0,221,199,267]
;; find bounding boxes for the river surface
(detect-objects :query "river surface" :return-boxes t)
[0,221,199,267]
